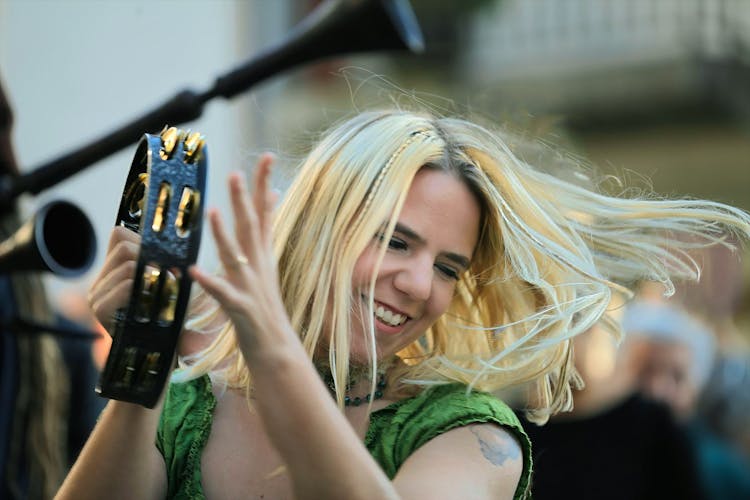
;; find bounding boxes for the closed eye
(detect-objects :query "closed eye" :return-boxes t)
[435,263,460,280]
[376,233,408,251]
[388,237,408,251]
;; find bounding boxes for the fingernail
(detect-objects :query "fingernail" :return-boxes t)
[262,152,276,166]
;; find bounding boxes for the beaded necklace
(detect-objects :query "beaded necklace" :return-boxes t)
[321,369,388,406]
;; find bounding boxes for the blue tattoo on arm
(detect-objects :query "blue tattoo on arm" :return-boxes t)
[470,426,521,467]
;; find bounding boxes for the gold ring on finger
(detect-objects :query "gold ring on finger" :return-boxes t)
[236,254,249,265]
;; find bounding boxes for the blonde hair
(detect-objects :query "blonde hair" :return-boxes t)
[179,109,750,422]
[1,212,68,499]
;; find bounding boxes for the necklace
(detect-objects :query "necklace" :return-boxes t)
[321,370,387,406]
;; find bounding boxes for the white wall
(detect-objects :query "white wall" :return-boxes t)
[0,0,292,309]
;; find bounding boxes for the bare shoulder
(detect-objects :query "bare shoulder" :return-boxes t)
[393,422,524,500]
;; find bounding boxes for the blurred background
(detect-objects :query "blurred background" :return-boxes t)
[2,0,749,323]
[1,0,749,496]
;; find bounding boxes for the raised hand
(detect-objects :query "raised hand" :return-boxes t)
[189,154,297,364]
[88,225,141,334]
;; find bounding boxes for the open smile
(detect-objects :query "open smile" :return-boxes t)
[361,296,412,332]
[374,302,409,327]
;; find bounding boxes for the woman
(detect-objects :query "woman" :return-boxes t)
[57,110,750,499]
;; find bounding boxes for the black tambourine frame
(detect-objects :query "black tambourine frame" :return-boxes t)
[97,127,207,408]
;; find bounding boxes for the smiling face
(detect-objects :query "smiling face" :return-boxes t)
[348,167,482,363]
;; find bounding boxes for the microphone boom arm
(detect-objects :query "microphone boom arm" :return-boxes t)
[0,0,423,206]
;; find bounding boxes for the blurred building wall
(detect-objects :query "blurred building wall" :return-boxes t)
[1,0,749,330]
[0,0,294,306]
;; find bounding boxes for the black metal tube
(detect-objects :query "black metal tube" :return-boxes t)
[0,0,423,206]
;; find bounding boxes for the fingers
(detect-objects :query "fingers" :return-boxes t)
[188,159,288,359]
[89,228,139,310]
[107,224,141,253]
[89,227,142,332]
[229,173,257,260]
[92,259,137,299]
[251,153,275,241]
[189,265,241,312]
[90,278,133,333]
[227,154,276,262]
[95,227,140,289]
[97,237,139,281]
[207,208,247,278]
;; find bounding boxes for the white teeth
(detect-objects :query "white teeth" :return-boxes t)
[375,305,406,327]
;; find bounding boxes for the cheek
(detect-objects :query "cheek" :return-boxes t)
[352,247,377,289]
[424,282,456,322]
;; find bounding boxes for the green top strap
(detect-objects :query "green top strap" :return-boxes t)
[156,376,532,500]
[155,374,215,499]
[366,383,532,499]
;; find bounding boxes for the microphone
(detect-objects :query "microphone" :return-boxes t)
[0,199,96,277]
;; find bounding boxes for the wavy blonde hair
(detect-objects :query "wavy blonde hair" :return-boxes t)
[179,109,750,422]
[1,212,68,499]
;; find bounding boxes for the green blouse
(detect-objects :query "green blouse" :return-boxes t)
[156,375,532,499]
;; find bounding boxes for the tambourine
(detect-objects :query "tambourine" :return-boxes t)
[97,126,207,407]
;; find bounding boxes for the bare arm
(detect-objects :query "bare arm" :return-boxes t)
[248,346,522,500]
[55,400,167,500]
[248,354,523,500]
[250,347,400,500]
[394,423,524,500]
[56,227,168,499]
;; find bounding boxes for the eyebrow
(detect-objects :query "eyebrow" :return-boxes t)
[394,223,472,270]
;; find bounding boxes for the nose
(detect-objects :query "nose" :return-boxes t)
[393,254,433,301]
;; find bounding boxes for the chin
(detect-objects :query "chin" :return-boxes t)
[349,342,398,366]
[348,348,382,366]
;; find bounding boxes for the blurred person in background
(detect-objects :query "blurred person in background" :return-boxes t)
[518,314,707,500]
[624,299,750,500]
[1,74,69,500]
[700,349,750,463]
[635,240,750,463]
[680,242,750,464]
[0,77,103,499]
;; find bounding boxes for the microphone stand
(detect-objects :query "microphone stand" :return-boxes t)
[3,316,102,341]
[0,0,423,209]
